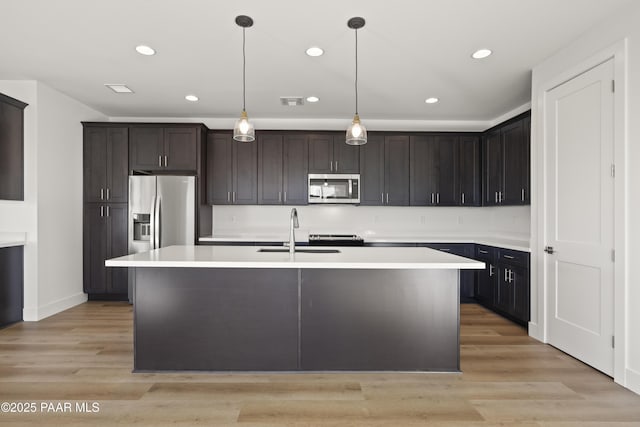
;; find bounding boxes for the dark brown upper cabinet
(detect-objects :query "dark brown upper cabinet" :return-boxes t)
[360,134,410,206]
[410,135,458,206]
[207,132,257,205]
[308,133,359,174]
[83,125,129,204]
[257,133,309,205]
[0,92,28,201]
[129,126,198,172]
[483,112,530,206]
[458,136,482,206]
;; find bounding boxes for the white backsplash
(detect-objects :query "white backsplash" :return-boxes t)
[211,205,530,239]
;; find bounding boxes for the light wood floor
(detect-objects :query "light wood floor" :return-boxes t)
[1,302,639,426]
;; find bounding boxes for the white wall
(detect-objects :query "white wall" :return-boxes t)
[0,80,106,321]
[531,1,640,393]
[212,205,530,240]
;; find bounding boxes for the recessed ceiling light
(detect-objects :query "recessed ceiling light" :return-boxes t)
[185,95,199,102]
[425,97,439,104]
[136,45,156,56]
[306,96,320,103]
[306,47,324,57]
[104,84,133,93]
[471,49,492,59]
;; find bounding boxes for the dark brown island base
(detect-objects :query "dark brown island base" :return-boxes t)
[106,245,484,372]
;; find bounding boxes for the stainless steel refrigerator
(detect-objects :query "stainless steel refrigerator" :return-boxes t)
[128,175,196,254]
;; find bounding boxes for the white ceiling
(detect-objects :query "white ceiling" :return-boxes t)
[0,0,633,123]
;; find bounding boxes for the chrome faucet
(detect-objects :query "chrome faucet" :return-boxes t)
[288,208,299,255]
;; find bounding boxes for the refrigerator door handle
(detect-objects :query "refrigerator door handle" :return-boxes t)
[155,196,162,249]
[149,195,157,249]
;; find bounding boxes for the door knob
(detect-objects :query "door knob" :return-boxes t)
[544,246,555,254]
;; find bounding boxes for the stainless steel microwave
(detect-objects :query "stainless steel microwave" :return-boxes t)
[308,174,360,204]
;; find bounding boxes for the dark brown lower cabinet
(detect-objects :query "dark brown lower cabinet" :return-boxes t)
[474,244,530,326]
[83,203,128,298]
[0,246,24,327]
[423,243,475,301]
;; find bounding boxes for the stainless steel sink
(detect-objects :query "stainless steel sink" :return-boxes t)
[257,248,341,254]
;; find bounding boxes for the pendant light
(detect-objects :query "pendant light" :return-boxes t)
[345,17,367,146]
[233,15,255,142]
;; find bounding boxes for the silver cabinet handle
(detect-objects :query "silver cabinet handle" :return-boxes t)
[278,191,282,202]
[233,191,236,203]
[461,193,465,204]
[227,192,230,202]
[499,191,503,203]
[100,206,104,217]
[164,155,168,167]
[100,188,104,200]
[521,188,525,201]
[489,264,494,276]
[158,155,162,167]
[381,193,384,204]
[504,268,508,281]
[509,270,514,283]
[284,192,287,202]
[106,205,110,217]
[503,255,515,259]
[386,193,389,204]
[495,191,498,203]
[106,188,110,200]
[335,161,338,171]
[330,161,333,172]
[479,249,488,254]
[436,193,440,204]
[431,193,435,204]
[440,248,451,252]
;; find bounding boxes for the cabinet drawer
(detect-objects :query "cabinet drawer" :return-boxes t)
[475,244,496,259]
[497,248,529,266]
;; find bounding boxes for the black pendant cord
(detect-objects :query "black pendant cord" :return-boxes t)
[242,27,246,112]
[354,28,358,115]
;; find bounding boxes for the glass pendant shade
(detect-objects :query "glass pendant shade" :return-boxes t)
[233,110,255,142]
[346,114,367,145]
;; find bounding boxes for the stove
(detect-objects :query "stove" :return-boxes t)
[308,234,365,246]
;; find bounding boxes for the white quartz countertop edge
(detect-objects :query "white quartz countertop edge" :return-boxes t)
[199,235,530,252]
[106,245,485,270]
[0,232,27,248]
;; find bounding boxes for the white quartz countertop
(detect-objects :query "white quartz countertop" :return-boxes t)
[106,245,485,270]
[0,232,26,248]
[199,232,530,252]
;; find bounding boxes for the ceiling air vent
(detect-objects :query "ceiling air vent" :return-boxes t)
[280,97,304,106]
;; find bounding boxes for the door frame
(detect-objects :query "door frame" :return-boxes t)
[531,39,628,385]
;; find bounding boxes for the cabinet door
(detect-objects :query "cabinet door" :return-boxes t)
[233,140,258,204]
[483,129,502,206]
[258,134,284,205]
[333,136,360,173]
[107,204,128,294]
[502,119,526,205]
[384,136,410,206]
[164,127,198,171]
[207,133,233,204]
[434,135,458,206]
[283,134,309,205]
[129,127,164,171]
[0,246,24,327]
[359,134,385,205]
[510,264,530,322]
[84,205,107,294]
[495,264,514,314]
[83,127,108,203]
[308,134,333,173]
[410,135,437,206]
[475,246,496,305]
[522,116,531,204]
[106,128,129,203]
[459,136,481,206]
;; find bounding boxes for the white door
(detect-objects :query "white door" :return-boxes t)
[545,58,615,375]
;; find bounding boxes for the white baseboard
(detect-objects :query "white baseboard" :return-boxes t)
[23,292,88,321]
[626,368,640,395]
[528,321,545,342]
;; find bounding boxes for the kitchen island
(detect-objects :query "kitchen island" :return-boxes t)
[106,245,484,372]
